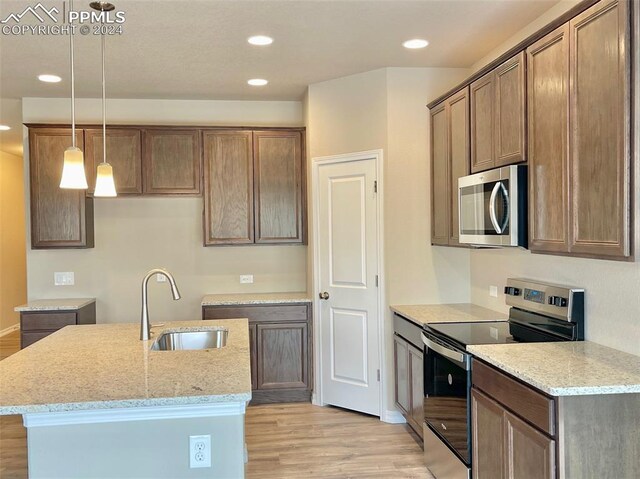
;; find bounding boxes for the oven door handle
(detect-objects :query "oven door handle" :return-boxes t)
[422,333,470,370]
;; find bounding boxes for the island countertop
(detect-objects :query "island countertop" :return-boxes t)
[468,341,640,396]
[391,303,507,327]
[0,319,251,415]
[202,292,312,306]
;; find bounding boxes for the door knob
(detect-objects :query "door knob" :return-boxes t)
[319,292,330,300]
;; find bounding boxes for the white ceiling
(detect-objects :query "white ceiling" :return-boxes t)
[0,0,560,154]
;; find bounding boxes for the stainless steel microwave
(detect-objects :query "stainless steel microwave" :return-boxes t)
[458,165,527,247]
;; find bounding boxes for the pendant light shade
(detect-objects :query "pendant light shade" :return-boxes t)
[94,163,117,197]
[60,146,88,189]
[92,2,117,198]
[60,0,88,190]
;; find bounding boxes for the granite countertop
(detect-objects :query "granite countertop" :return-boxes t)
[391,303,507,327]
[468,341,640,396]
[0,319,251,414]
[15,298,96,312]
[202,292,312,306]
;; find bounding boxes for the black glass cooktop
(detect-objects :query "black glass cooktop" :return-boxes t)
[425,321,516,350]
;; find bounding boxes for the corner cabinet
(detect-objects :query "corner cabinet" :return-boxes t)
[203,128,306,246]
[202,302,312,404]
[29,128,94,249]
[431,87,470,246]
[470,52,526,173]
[527,0,631,260]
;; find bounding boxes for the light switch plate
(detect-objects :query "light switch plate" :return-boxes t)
[54,272,74,286]
[489,285,498,298]
[156,273,167,283]
[240,275,254,284]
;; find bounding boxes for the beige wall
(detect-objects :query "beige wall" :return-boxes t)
[22,98,307,324]
[307,66,471,414]
[470,0,581,74]
[0,150,27,331]
[468,1,640,356]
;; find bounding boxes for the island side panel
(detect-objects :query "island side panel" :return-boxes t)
[26,412,245,478]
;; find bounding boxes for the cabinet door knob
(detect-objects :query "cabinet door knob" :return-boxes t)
[319,292,330,300]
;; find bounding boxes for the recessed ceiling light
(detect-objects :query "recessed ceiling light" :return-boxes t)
[248,35,273,46]
[403,39,429,49]
[38,74,62,83]
[248,79,268,86]
[0,125,11,131]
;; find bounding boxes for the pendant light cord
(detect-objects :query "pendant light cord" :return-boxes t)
[101,29,106,164]
[69,0,76,148]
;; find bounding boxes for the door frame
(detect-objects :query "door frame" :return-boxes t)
[310,149,386,419]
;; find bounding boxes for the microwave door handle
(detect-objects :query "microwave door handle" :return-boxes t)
[498,181,510,232]
[421,333,470,370]
[489,182,503,234]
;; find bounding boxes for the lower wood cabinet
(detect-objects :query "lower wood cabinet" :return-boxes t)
[393,314,423,438]
[472,359,640,479]
[203,303,312,404]
[20,303,96,349]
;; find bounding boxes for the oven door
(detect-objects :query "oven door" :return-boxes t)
[422,332,471,466]
[458,165,524,247]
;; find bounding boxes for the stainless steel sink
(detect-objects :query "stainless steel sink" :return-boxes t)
[150,328,228,351]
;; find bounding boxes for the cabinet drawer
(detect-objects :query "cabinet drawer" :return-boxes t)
[203,305,308,323]
[21,312,77,331]
[473,360,555,436]
[21,330,56,348]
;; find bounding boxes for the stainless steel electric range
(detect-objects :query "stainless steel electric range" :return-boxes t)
[421,278,585,479]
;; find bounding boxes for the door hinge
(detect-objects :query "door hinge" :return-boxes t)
[375,275,379,287]
[374,180,377,193]
[377,369,381,381]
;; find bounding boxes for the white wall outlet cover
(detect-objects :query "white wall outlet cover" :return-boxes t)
[189,435,211,468]
[240,275,254,284]
[156,273,167,283]
[489,285,498,298]
[54,272,75,286]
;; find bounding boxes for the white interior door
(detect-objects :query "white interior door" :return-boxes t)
[316,156,380,416]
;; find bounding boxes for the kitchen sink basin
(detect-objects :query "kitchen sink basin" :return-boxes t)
[150,328,228,351]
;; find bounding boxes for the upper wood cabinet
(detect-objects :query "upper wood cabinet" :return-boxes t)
[85,128,142,195]
[254,130,304,244]
[29,128,94,249]
[528,0,631,260]
[431,87,469,247]
[203,128,306,246]
[143,129,202,195]
[471,52,526,173]
[203,130,254,245]
[568,0,630,259]
[527,25,570,254]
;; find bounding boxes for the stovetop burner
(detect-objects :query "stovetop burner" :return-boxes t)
[426,321,515,350]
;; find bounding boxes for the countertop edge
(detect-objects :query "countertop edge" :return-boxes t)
[469,349,640,397]
[14,298,96,312]
[201,298,312,306]
[0,392,253,416]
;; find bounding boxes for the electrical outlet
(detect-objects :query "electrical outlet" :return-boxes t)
[489,285,498,298]
[189,435,211,468]
[54,272,75,286]
[156,273,166,283]
[240,275,254,284]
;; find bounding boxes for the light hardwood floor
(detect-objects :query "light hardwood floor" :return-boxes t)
[0,330,431,478]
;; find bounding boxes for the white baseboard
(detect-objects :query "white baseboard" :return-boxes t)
[0,323,19,338]
[381,409,406,424]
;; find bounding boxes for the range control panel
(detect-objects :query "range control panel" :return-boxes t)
[504,278,584,322]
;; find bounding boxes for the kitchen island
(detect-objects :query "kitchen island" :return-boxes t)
[0,319,251,478]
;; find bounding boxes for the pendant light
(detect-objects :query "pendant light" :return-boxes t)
[92,1,117,197]
[60,0,88,189]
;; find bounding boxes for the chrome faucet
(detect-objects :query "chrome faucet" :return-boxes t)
[140,268,181,340]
